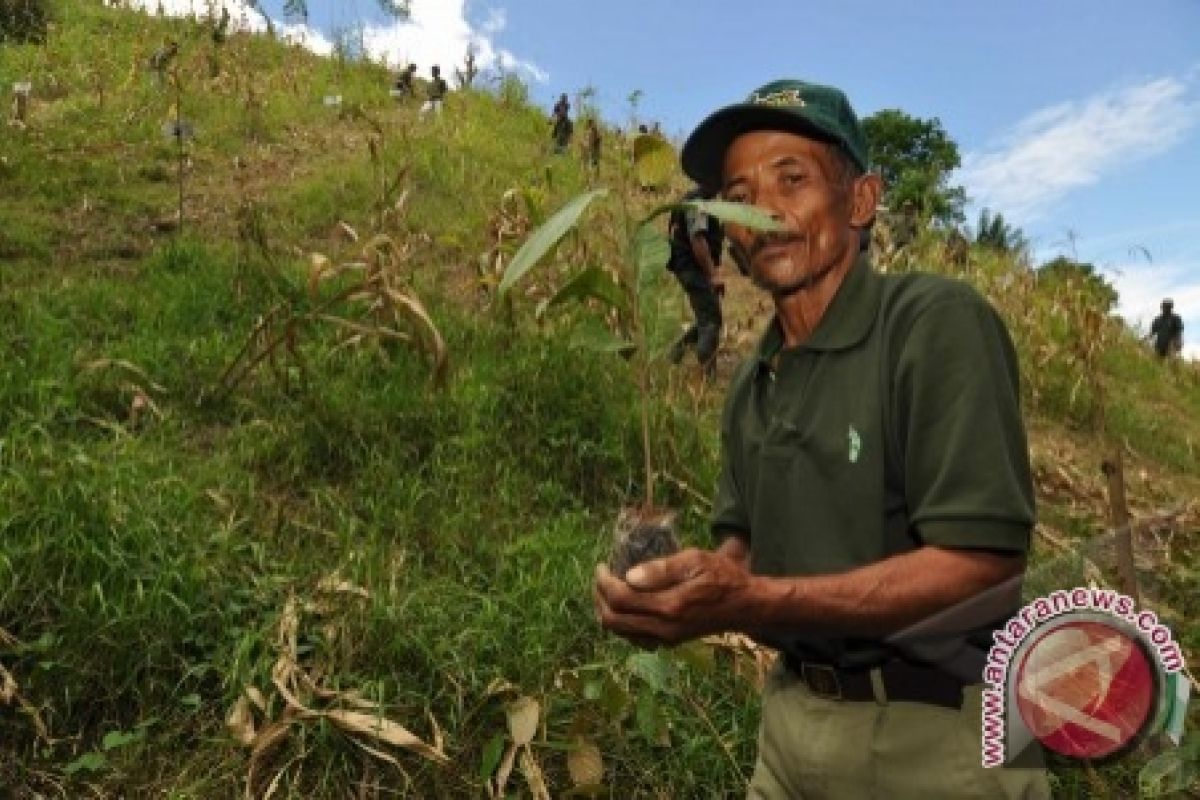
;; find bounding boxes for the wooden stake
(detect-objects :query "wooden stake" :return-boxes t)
[1101,448,1140,604]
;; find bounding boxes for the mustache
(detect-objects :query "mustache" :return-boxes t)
[748,232,805,259]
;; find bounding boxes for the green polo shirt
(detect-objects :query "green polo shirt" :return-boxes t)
[712,254,1034,668]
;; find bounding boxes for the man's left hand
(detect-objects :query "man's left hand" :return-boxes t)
[593,548,754,648]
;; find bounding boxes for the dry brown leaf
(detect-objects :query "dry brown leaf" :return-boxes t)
[249,714,302,761]
[350,736,404,770]
[338,221,359,242]
[227,694,258,746]
[506,696,539,746]
[270,655,308,715]
[0,663,16,704]
[246,685,268,713]
[324,709,449,764]
[315,573,371,599]
[518,746,550,800]
[484,677,518,698]
[491,742,518,799]
[307,683,379,711]
[567,737,603,787]
[0,661,51,743]
[278,596,300,657]
[427,710,445,754]
[308,253,332,298]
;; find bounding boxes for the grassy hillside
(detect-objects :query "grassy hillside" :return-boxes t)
[2,2,1198,798]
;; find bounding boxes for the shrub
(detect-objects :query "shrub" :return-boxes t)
[0,0,49,43]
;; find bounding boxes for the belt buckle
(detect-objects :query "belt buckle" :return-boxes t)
[801,662,842,700]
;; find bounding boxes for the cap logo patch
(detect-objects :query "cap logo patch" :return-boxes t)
[750,88,805,108]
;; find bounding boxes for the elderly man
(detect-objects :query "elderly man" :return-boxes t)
[594,80,1049,799]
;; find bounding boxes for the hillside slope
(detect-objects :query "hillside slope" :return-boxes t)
[1,3,1197,798]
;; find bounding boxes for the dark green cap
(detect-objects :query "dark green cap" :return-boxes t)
[682,79,869,190]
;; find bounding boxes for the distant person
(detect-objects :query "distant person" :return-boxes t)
[893,199,918,250]
[551,93,573,154]
[666,186,724,375]
[394,63,417,99]
[149,39,179,86]
[212,6,230,45]
[421,65,447,116]
[945,226,970,267]
[1148,298,1184,358]
[584,117,602,171]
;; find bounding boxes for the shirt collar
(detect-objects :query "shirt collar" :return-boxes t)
[755,253,881,371]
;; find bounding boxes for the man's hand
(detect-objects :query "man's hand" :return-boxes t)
[593,547,753,648]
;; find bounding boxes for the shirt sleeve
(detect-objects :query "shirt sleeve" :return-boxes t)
[893,289,1034,552]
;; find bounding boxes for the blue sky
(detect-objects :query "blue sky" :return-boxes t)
[145,0,1200,353]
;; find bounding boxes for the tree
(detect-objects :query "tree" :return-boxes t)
[862,109,965,226]
[973,208,1027,256]
[0,0,48,44]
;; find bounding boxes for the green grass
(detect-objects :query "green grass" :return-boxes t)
[1,2,1198,797]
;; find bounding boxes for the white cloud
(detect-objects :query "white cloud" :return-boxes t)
[125,0,540,82]
[127,0,333,51]
[957,74,1200,225]
[129,0,263,32]
[360,1,546,83]
[1101,259,1200,360]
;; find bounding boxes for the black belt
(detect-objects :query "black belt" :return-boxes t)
[783,654,965,710]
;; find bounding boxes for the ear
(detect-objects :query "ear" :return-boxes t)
[850,173,883,230]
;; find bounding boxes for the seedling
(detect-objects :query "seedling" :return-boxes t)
[500,191,780,570]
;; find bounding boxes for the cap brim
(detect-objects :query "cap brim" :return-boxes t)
[681,104,841,191]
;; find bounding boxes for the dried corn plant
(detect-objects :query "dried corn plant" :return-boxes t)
[309,232,447,383]
[477,187,535,299]
[215,228,448,400]
[227,577,448,799]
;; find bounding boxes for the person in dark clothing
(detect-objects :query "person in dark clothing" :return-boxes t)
[394,63,417,98]
[666,187,724,374]
[1148,298,1184,357]
[551,93,573,153]
[421,66,448,116]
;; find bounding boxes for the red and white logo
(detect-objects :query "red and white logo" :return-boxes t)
[1014,619,1157,759]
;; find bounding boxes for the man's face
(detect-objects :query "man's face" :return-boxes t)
[721,130,860,296]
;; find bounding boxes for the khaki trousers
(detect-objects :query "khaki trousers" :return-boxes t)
[747,661,1051,799]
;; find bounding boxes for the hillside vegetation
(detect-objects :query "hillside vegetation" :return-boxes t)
[1,3,1198,798]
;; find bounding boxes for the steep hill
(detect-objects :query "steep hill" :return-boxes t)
[1,3,1197,798]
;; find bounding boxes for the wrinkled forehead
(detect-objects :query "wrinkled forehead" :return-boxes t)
[722,130,838,182]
